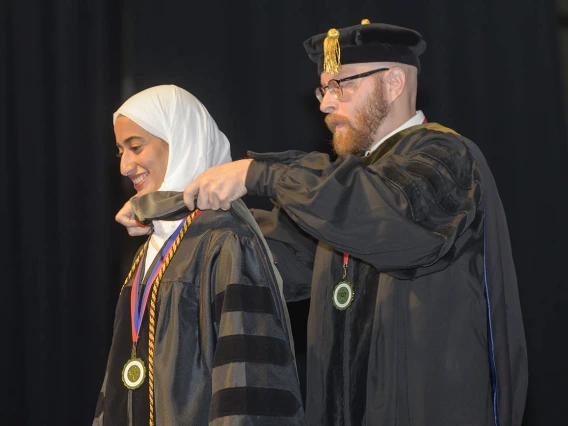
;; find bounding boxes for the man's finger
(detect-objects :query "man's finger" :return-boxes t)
[116,201,134,220]
[115,212,135,226]
[209,192,221,211]
[220,200,232,211]
[184,183,198,211]
[127,225,151,237]
[115,211,141,229]
[196,191,211,211]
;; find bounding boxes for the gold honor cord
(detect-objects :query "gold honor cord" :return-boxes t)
[118,210,201,426]
[120,240,149,295]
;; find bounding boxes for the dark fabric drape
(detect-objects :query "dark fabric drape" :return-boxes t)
[1,1,123,425]
[3,0,566,425]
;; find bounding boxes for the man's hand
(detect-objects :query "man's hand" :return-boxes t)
[184,159,253,211]
[115,200,152,236]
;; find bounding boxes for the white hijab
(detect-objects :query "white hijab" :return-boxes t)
[114,85,232,273]
[113,84,232,190]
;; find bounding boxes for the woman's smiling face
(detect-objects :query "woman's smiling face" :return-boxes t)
[114,115,169,196]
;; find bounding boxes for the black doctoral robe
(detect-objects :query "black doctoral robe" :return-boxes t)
[247,123,528,426]
[93,194,305,426]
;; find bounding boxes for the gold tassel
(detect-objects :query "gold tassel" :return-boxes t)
[361,18,370,25]
[323,28,341,75]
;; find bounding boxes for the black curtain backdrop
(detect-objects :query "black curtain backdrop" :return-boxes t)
[1,1,124,424]
[3,0,567,425]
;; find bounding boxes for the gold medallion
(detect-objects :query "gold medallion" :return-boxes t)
[333,280,354,310]
[122,357,146,390]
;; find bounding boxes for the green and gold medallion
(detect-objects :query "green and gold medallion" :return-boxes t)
[122,357,146,390]
[332,280,354,310]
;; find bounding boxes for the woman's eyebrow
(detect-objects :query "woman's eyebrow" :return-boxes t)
[119,136,145,146]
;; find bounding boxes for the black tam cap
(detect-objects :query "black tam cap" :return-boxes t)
[303,19,427,75]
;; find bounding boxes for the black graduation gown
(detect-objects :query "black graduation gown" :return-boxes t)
[247,123,528,426]
[93,194,305,426]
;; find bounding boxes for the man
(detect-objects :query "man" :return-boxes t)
[118,20,528,426]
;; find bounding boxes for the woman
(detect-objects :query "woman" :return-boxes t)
[93,85,304,425]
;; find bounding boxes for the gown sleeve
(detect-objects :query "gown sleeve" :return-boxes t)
[245,132,481,273]
[207,232,305,425]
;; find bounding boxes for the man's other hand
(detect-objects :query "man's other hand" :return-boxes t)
[115,200,152,236]
[184,159,253,211]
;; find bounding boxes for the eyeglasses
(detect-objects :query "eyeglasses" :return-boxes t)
[315,67,390,103]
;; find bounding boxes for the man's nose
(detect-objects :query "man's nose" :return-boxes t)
[319,91,338,114]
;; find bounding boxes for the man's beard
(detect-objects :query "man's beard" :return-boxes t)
[325,81,391,156]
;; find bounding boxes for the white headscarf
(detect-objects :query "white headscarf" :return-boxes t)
[113,84,232,191]
[113,85,232,273]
